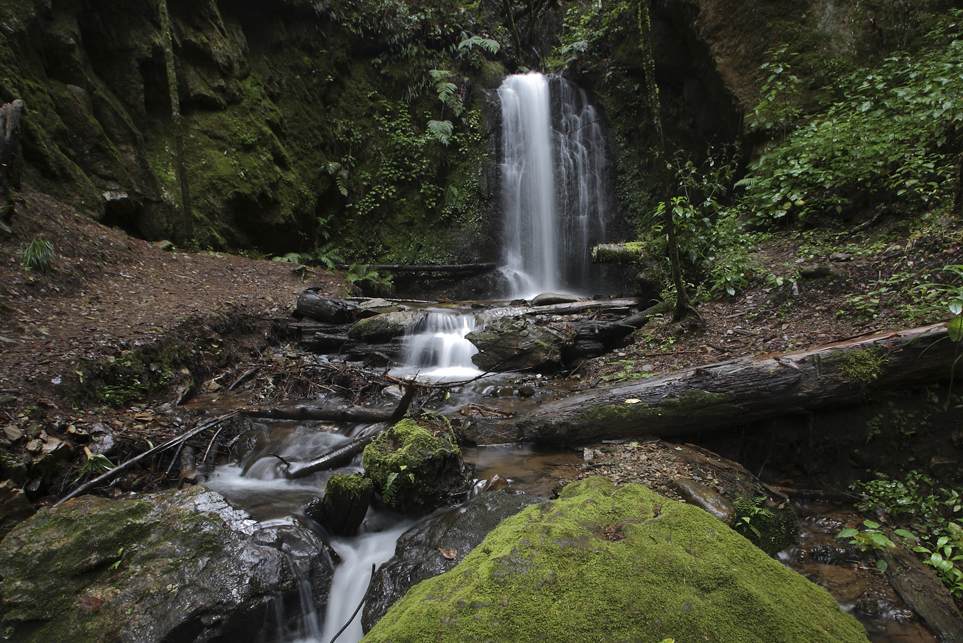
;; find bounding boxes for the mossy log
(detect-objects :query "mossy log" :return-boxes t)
[591,242,646,264]
[514,323,957,444]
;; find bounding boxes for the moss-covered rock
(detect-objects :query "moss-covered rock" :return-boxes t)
[305,473,374,536]
[364,478,867,642]
[348,310,426,342]
[362,419,467,515]
[0,487,334,642]
[467,316,575,372]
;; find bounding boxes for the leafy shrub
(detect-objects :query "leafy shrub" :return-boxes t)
[738,13,963,224]
[21,237,54,273]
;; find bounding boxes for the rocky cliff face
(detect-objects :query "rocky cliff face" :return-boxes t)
[0,0,505,258]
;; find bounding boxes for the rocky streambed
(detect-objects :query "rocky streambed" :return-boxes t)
[1,291,960,642]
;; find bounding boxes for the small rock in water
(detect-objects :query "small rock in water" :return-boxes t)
[382,385,404,400]
[517,383,536,398]
[304,473,374,536]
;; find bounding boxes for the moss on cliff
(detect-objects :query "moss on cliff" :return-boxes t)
[365,478,867,642]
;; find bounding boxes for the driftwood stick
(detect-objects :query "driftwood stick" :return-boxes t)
[56,413,237,506]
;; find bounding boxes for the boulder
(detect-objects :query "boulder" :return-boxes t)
[362,419,468,515]
[365,478,868,643]
[304,473,373,536]
[0,487,334,642]
[348,310,426,342]
[467,316,575,372]
[362,490,541,631]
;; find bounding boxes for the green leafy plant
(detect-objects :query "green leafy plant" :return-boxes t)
[346,264,394,294]
[737,13,963,224]
[734,498,773,540]
[748,45,803,135]
[427,120,454,146]
[837,520,896,570]
[429,69,464,117]
[910,522,963,597]
[21,237,54,273]
[456,34,499,56]
[74,448,114,483]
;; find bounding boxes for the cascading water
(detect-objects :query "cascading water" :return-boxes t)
[498,72,612,298]
[394,311,481,381]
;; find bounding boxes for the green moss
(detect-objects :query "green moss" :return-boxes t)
[365,478,867,643]
[327,473,374,500]
[362,419,464,514]
[834,348,886,385]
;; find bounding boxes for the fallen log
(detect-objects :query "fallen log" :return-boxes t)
[514,323,957,444]
[591,242,645,264]
[284,387,415,479]
[336,263,497,276]
[245,401,397,424]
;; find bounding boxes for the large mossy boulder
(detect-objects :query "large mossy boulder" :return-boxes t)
[467,316,575,372]
[0,487,334,642]
[362,419,468,515]
[364,478,867,643]
[363,490,541,631]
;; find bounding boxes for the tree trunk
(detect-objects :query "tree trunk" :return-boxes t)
[954,151,962,217]
[510,323,956,444]
[0,99,25,227]
[636,0,693,321]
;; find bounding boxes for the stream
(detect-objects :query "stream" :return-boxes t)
[199,70,940,643]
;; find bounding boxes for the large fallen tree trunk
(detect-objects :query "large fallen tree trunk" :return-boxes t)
[513,323,957,444]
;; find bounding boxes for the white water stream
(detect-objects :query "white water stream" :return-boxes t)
[392,310,482,382]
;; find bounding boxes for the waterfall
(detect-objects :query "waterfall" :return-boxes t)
[498,72,612,298]
[395,311,481,381]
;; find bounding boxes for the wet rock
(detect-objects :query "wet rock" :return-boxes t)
[296,289,361,323]
[88,423,115,456]
[531,292,581,306]
[672,478,734,522]
[365,479,867,642]
[517,383,536,398]
[0,480,33,539]
[362,490,541,632]
[0,487,334,643]
[304,473,373,536]
[362,419,469,515]
[468,316,575,372]
[348,310,426,342]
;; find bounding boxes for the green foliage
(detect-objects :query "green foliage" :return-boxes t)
[457,34,499,56]
[837,520,896,570]
[733,495,798,555]
[429,69,464,117]
[345,264,394,294]
[74,449,114,483]
[911,522,963,597]
[427,120,454,146]
[738,13,963,224]
[747,46,803,135]
[21,238,54,273]
[835,348,886,385]
[272,244,344,270]
[922,264,963,341]
[850,471,963,592]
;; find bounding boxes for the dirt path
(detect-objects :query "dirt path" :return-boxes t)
[0,191,340,406]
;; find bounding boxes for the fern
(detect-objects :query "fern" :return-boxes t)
[21,237,54,273]
[427,120,454,146]
[457,35,500,56]
[429,69,464,116]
